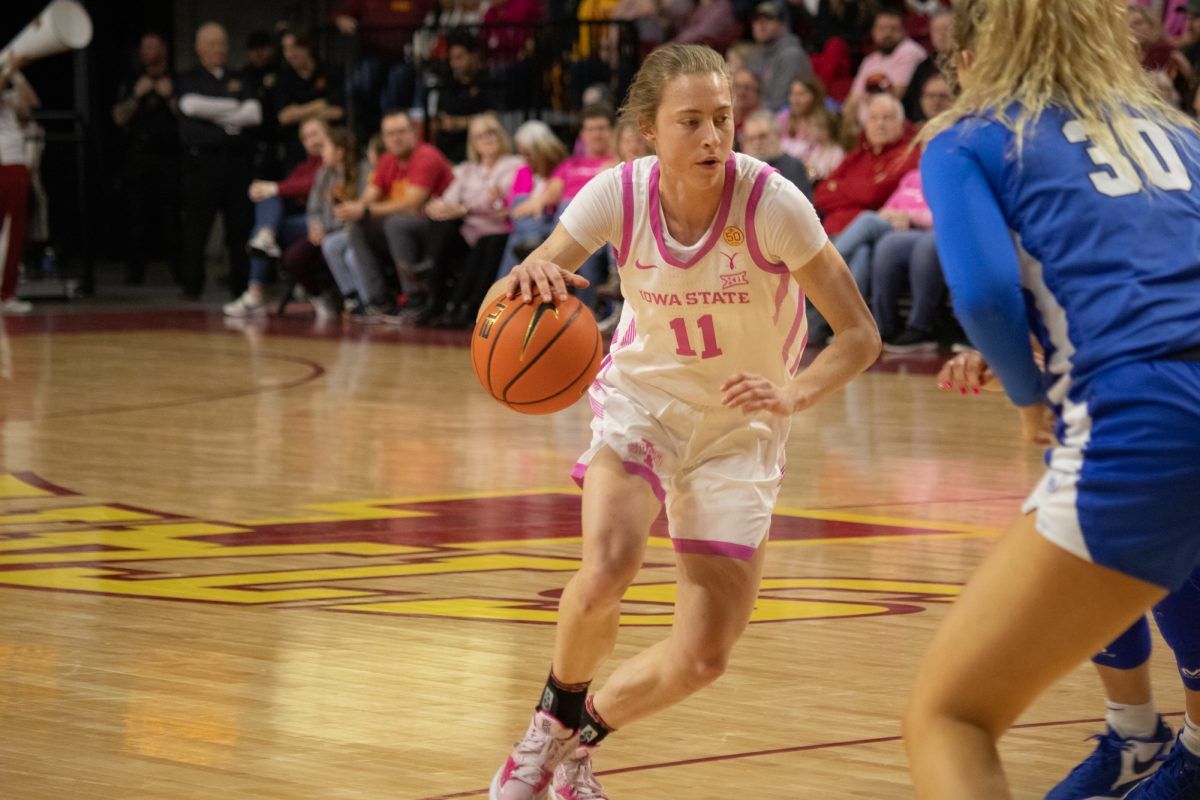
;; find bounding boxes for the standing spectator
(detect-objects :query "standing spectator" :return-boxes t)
[176,22,263,300]
[739,110,813,199]
[507,104,618,307]
[732,68,763,138]
[482,0,544,63]
[670,0,740,51]
[226,117,329,317]
[750,1,815,110]
[844,9,927,125]
[336,109,454,319]
[112,33,179,287]
[334,0,432,135]
[496,120,569,279]
[431,34,494,163]
[274,29,345,170]
[901,8,952,122]
[812,93,918,237]
[420,114,523,326]
[242,29,281,177]
[0,57,37,315]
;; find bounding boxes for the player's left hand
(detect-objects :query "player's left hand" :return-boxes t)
[720,373,798,416]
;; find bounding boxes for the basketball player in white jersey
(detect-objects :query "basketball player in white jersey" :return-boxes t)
[482,44,881,799]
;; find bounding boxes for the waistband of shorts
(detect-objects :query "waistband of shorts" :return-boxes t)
[1165,344,1200,362]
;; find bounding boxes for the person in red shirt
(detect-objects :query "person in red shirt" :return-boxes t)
[808,93,917,344]
[225,117,329,317]
[336,109,453,319]
[813,93,918,237]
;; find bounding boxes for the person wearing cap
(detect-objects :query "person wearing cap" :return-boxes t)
[750,1,814,111]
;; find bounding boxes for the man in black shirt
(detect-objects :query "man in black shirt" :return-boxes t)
[274,29,345,170]
[431,34,492,163]
[176,22,263,299]
[112,33,180,286]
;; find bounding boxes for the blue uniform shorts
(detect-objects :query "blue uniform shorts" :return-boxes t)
[1023,359,1200,590]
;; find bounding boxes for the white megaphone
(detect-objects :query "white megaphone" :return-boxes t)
[0,0,93,69]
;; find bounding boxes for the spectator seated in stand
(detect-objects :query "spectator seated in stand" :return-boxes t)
[333,0,431,136]
[273,126,361,322]
[669,0,740,52]
[901,8,952,122]
[321,131,380,316]
[1129,3,1194,107]
[843,8,928,131]
[775,77,840,156]
[336,109,454,322]
[748,1,814,110]
[419,113,524,328]
[910,72,954,124]
[738,109,813,199]
[732,68,763,140]
[496,119,569,279]
[502,103,618,309]
[226,117,329,317]
[813,93,917,238]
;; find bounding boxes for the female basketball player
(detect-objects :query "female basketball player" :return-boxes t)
[903,2,1200,798]
[481,44,881,799]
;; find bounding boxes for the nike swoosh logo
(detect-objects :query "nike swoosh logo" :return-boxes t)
[520,301,559,361]
[634,260,657,270]
[1133,753,1163,774]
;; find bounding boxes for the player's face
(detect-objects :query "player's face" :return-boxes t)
[649,72,734,187]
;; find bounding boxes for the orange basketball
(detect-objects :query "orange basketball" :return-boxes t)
[471,295,603,415]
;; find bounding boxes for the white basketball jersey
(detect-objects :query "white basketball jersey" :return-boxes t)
[597,153,810,409]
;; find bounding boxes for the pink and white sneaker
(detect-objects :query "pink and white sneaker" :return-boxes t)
[551,745,607,799]
[489,711,579,800]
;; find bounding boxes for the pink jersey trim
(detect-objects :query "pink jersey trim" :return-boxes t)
[772,273,791,325]
[789,331,809,375]
[614,161,635,267]
[745,167,790,275]
[647,154,736,269]
[571,458,666,503]
[672,538,758,561]
[780,291,806,364]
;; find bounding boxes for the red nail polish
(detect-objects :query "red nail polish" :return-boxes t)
[960,387,967,395]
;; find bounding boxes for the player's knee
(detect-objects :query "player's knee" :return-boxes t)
[676,644,732,690]
[903,688,1006,745]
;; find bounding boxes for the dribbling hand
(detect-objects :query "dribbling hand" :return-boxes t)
[506,261,589,304]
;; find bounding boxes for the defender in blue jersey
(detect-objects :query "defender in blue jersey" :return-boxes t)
[902,2,1200,799]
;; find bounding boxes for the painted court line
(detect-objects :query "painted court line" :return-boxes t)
[416,712,1185,800]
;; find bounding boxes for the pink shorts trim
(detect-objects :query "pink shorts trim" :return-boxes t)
[571,459,666,503]
[671,538,758,561]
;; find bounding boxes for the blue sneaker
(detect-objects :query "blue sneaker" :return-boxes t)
[1123,735,1200,799]
[1045,719,1173,799]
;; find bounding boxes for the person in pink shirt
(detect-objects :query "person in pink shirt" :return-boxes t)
[419,114,524,327]
[843,9,928,128]
[496,120,570,279]
[506,104,618,307]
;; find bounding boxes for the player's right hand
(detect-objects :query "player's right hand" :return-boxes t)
[507,261,589,304]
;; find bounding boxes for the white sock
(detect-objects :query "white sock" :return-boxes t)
[1181,714,1200,757]
[1106,700,1158,739]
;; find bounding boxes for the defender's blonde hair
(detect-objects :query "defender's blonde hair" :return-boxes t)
[924,0,1200,189]
[620,44,731,130]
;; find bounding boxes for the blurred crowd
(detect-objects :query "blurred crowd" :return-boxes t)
[4,0,1196,354]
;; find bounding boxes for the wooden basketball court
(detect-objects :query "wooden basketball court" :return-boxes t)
[0,310,1182,799]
